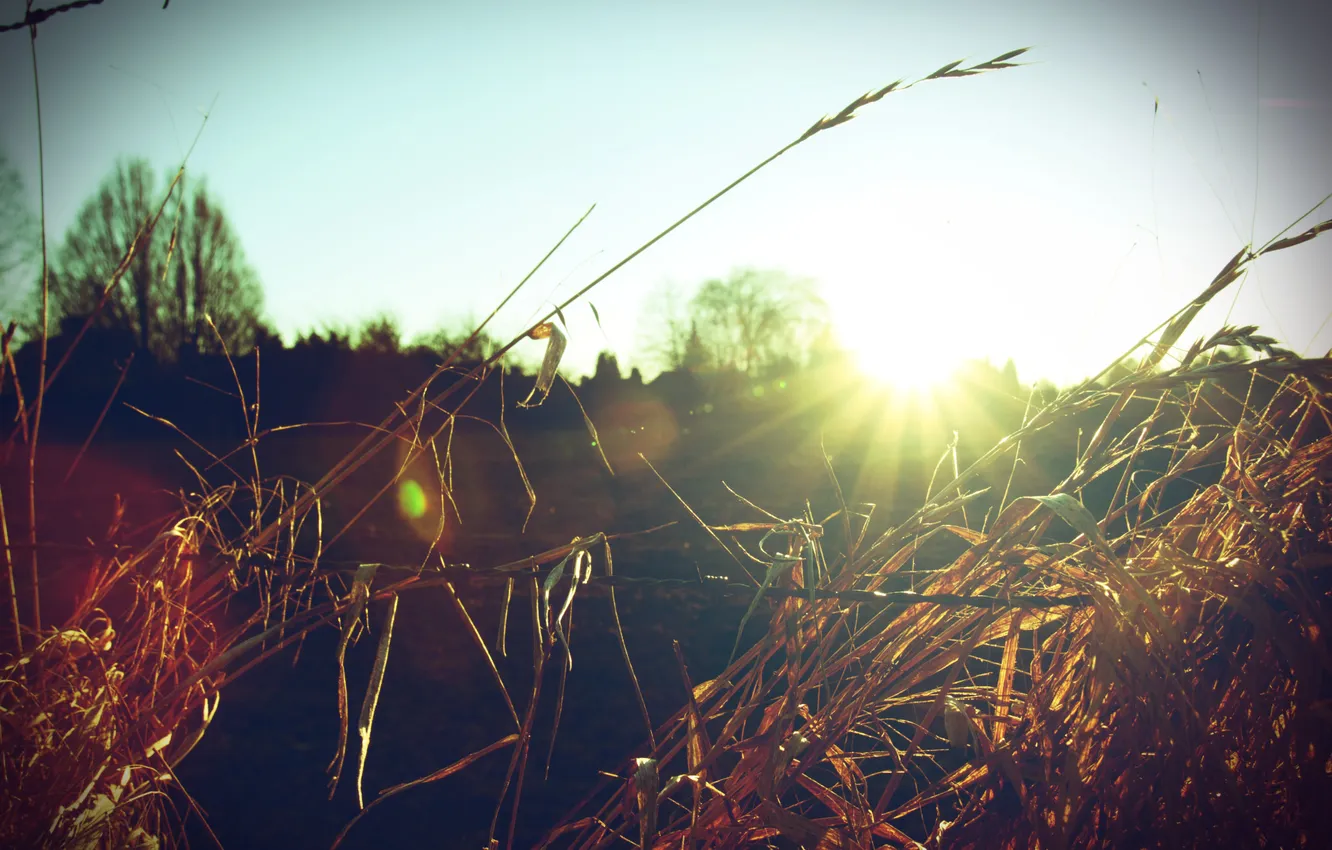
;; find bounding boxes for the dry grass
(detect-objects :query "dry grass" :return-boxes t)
[538,229,1332,848]
[2,32,333,841]
[0,475,331,849]
[6,20,1331,850]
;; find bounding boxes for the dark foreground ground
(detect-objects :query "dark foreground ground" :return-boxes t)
[177,575,754,849]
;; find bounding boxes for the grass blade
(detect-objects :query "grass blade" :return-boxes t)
[331,734,518,850]
[606,540,655,749]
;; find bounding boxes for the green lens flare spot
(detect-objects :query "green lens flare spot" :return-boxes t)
[398,479,427,519]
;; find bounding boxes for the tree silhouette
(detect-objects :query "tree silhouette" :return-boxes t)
[590,350,621,382]
[681,322,710,373]
[356,313,402,354]
[687,268,828,376]
[410,319,503,365]
[294,324,354,352]
[639,270,829,376]
[167,180,265,357]
[43,158,264,360]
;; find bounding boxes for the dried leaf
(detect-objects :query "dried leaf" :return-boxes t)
[944,699,972,750]
[519,322,567,408]
[496,577,512,657]
[145,731,172,760]
[631,757,659,847]
[355,593,398,810]
[328,564,378,797]
[692,677,730,703]
[541,552,570,648]
[673,641,710,774]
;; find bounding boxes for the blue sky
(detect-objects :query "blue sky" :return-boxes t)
[1,0,1328,385]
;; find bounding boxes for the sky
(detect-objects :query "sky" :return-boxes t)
[0,0,1329,386]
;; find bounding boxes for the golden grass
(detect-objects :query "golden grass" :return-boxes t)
[0,476,329,849]
[540,235,1332,848]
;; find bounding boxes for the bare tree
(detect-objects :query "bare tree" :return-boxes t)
[686,268,829,375]
[167,180,264,356]
[47,158,163,350]
[44,157,264,359]
[637,282,695,372]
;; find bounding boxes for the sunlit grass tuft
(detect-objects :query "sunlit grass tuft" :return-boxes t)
[544,220,1332,848]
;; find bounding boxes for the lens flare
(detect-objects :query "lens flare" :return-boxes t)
[397,479,427,519]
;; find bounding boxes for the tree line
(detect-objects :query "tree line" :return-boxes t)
[3,152,849,378]
[0,154,512,365]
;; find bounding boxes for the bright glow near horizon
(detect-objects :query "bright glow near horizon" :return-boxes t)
[0,0,1328,389]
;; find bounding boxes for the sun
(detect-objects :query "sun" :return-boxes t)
[823,276,978,393]
[846,343,962,392]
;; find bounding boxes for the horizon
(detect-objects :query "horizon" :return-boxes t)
[1,0,1329,387]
